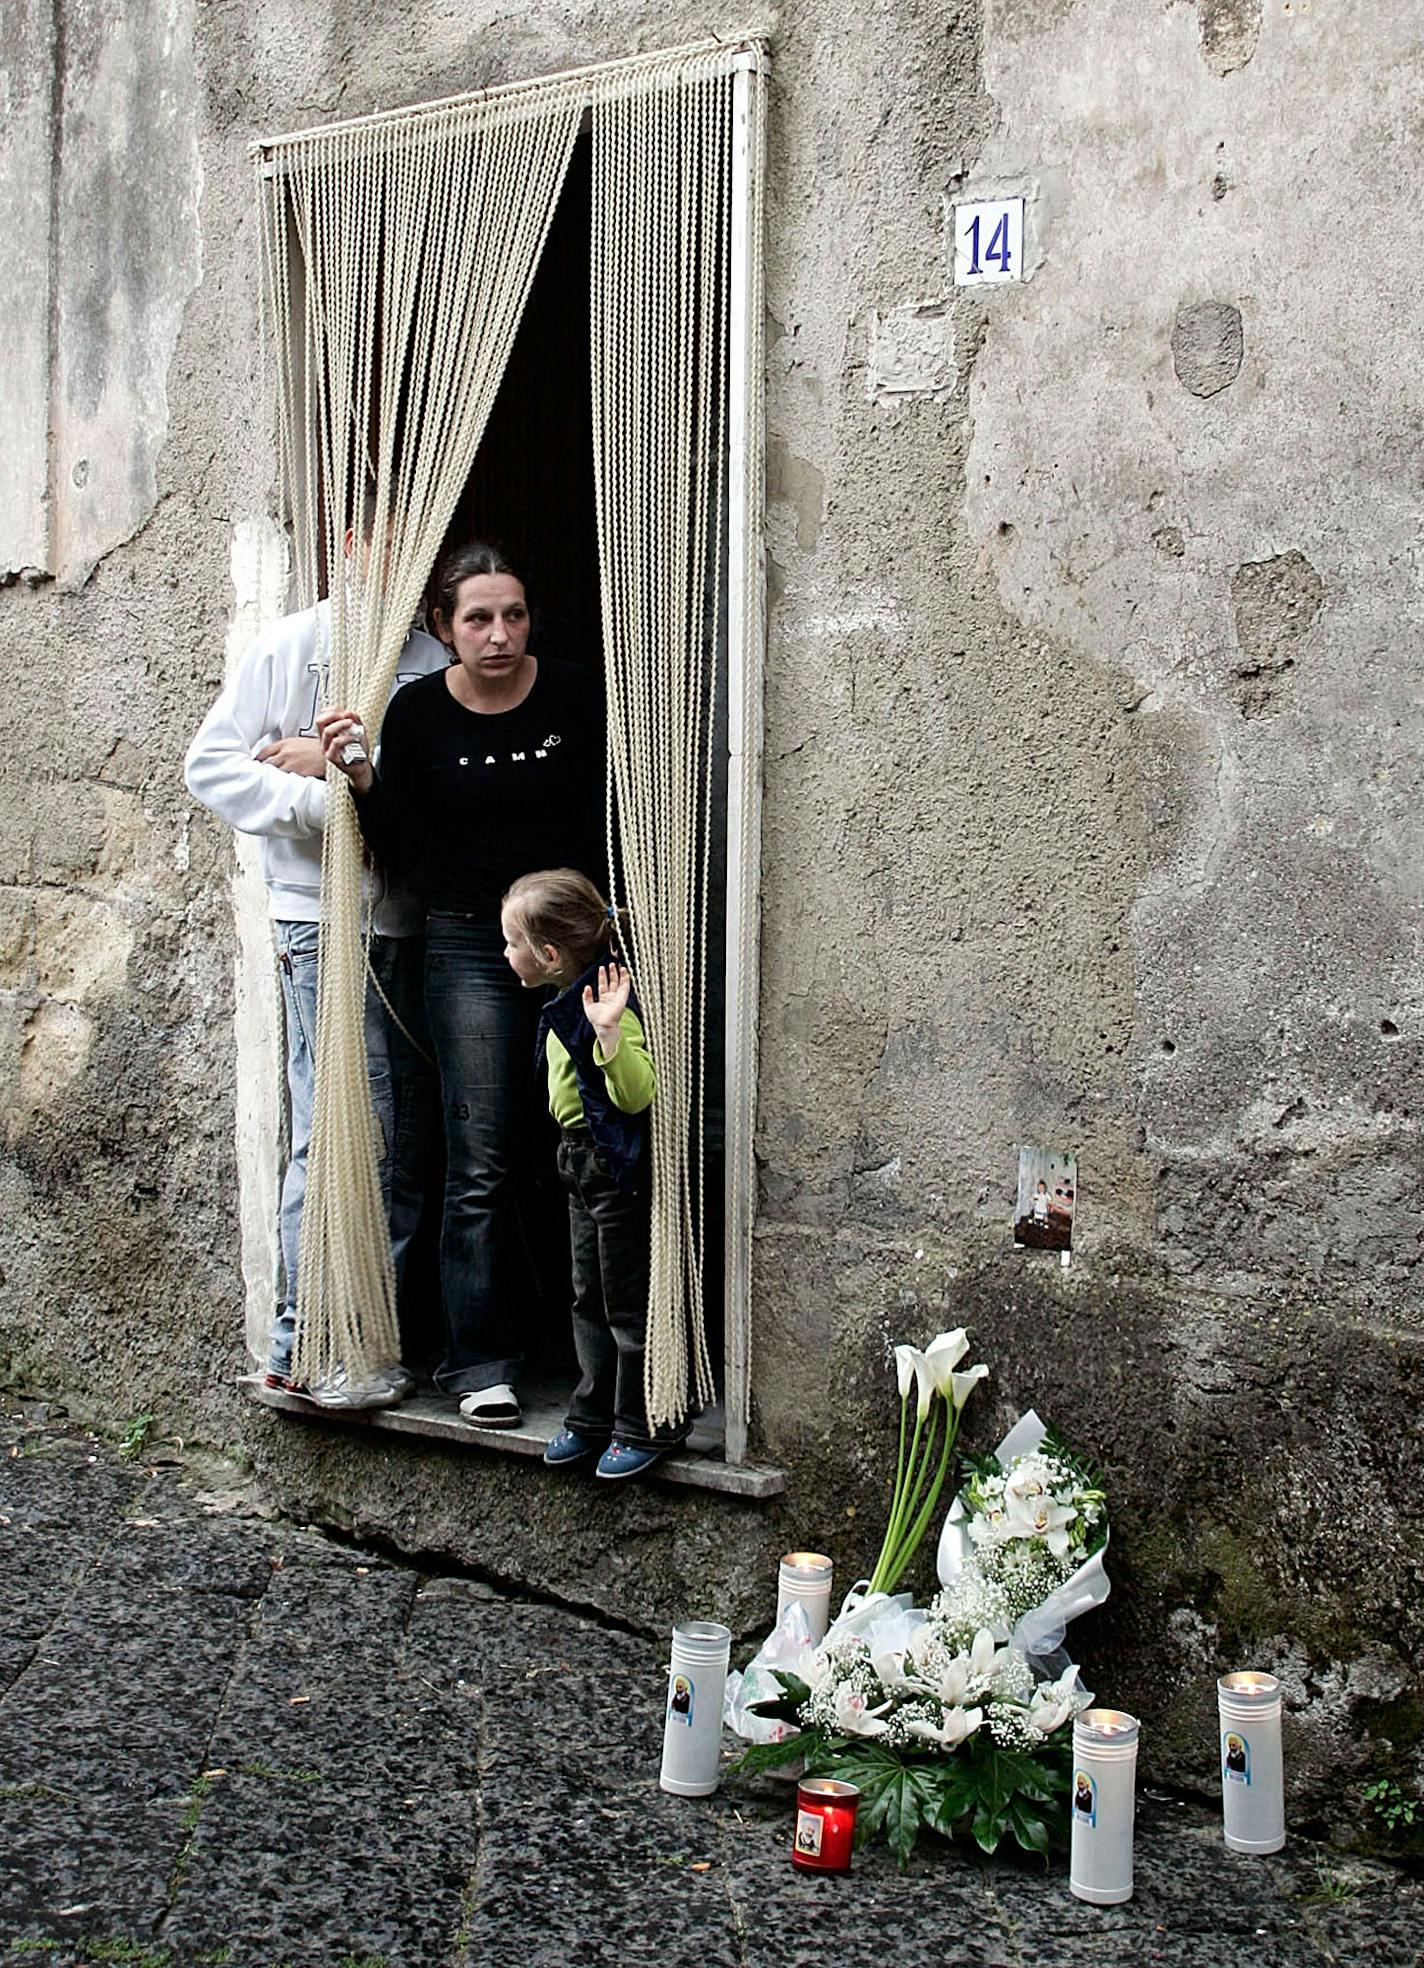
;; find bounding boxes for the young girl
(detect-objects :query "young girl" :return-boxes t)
[500,868,687,1480]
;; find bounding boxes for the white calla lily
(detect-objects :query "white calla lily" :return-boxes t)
[950,1362,990,1410]
[894,1343,925,1405]
[922,1329,970,1392]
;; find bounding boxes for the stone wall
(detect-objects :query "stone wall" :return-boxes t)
[1,0,1420,1829]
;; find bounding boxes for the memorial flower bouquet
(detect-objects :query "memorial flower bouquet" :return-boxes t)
[936,1410,1111,1666]
[727,1339,1110,1867]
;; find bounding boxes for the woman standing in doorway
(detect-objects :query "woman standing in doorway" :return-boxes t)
[319,543,604,1427]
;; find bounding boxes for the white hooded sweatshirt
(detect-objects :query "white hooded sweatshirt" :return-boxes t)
[184,599,448,934]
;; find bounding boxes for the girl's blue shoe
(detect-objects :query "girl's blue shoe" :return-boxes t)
[544,1428,602,1467]
[594,1440,668,1481]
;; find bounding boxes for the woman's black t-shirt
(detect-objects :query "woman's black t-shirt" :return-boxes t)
[357,657,605,917]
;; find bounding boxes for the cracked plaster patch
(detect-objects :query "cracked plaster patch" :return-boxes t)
[869,304,957,402]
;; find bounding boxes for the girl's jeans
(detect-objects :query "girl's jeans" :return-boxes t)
[422,915,543,1396]
[558,1132,687,1450]
[269,921,436,1379]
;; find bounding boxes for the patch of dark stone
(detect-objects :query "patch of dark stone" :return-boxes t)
[161,1773,476,1967]
[0,1793,183,1946]
[252,1551,419,1659]
[204,1652,477,1794]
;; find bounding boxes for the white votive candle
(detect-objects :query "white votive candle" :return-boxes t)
[659,1620,732,1797]
[1218,1671,1286,1853]
[1069,1708,1139,1904]
[776,1551,834,1646]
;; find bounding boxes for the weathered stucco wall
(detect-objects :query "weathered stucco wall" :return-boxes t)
[1,0,1420,1831]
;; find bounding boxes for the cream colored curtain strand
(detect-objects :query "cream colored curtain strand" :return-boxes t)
[252,39,765,1419]
[256,87,583,1384]
[592,51,748,1428]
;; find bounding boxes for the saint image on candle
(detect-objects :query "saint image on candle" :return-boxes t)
[1073,1771,1096,1821]
[1224,1732,1249,1782]
[670,1675,693,1723]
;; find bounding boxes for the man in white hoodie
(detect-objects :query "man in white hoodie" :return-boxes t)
[185,536,447,1406]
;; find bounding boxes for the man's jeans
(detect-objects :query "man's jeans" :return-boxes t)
[422,915,543,1396]
[558,1131,687,1450]
[269,921,436,1378]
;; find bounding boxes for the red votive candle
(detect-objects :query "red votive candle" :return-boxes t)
[792,1778,860,1872]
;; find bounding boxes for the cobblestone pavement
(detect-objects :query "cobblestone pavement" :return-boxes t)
[1,1403,1419,1968]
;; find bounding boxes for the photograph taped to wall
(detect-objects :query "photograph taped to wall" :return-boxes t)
[1014,1145,1076,1253]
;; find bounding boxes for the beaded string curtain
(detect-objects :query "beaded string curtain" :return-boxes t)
[590,49,765,1428]
[252,40,765,1418]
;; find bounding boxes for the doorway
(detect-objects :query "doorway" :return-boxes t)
[435,130,729,1411]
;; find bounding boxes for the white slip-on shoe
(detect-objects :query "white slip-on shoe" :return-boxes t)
[458,1383,522,1429]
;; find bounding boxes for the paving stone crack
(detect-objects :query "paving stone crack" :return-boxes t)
[153,1555,272,1939]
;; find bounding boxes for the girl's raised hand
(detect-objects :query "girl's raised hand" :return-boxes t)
[315,706,374,794]
[582,961,630,1056]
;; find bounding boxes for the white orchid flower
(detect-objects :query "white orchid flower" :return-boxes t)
[905,1705,984,1748]
[1003,1486,1077,1557]
[1028,1663,1087,1735]
[832,1682,893,1737]
[950,1362,990,1410]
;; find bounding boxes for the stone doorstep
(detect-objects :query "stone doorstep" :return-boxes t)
[238,1374,787,1499]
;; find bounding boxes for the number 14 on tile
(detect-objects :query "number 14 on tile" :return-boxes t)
[954,197,1025,286]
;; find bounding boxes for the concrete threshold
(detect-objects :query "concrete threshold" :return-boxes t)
[239,1373,787,1498]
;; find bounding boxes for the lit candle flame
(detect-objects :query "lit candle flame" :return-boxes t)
[1222,1671,1279,1696]
[782,1551,833,1573]
[1083,1708,1137,1737]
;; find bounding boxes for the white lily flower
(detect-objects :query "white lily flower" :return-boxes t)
[1028,1662,1087,1735]
[905,1705,983,1748]
[969,1626,999,1683]
[869,1637,933,1697]
[950,1362,990,1410]
[832,1682,892,1737]
[933,1627,999,1706]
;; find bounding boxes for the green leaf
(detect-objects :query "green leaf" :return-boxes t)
[843,1750,933,1871]
[1006,1796,1053,1858]
[971,1798,1010,1855]
[769,1671,813,1708]
[745,1695,806,1726]
[967,1741,1066,1812]
[919,1764,978,1836]
[727,1730,822,1778]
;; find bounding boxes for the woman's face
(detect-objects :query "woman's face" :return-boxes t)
[437,572,530,681]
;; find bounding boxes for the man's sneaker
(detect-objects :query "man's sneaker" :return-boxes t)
[458,1383,522,1429]
[595,1440,669,1482]
[263,1370,301,1394]
[305,1368,402,1411]
[543,1428,603,1468]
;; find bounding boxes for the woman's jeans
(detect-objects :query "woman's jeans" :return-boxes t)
[558,1132,686,1450]
[423,915,543,1395]
[270,921,437,1379]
